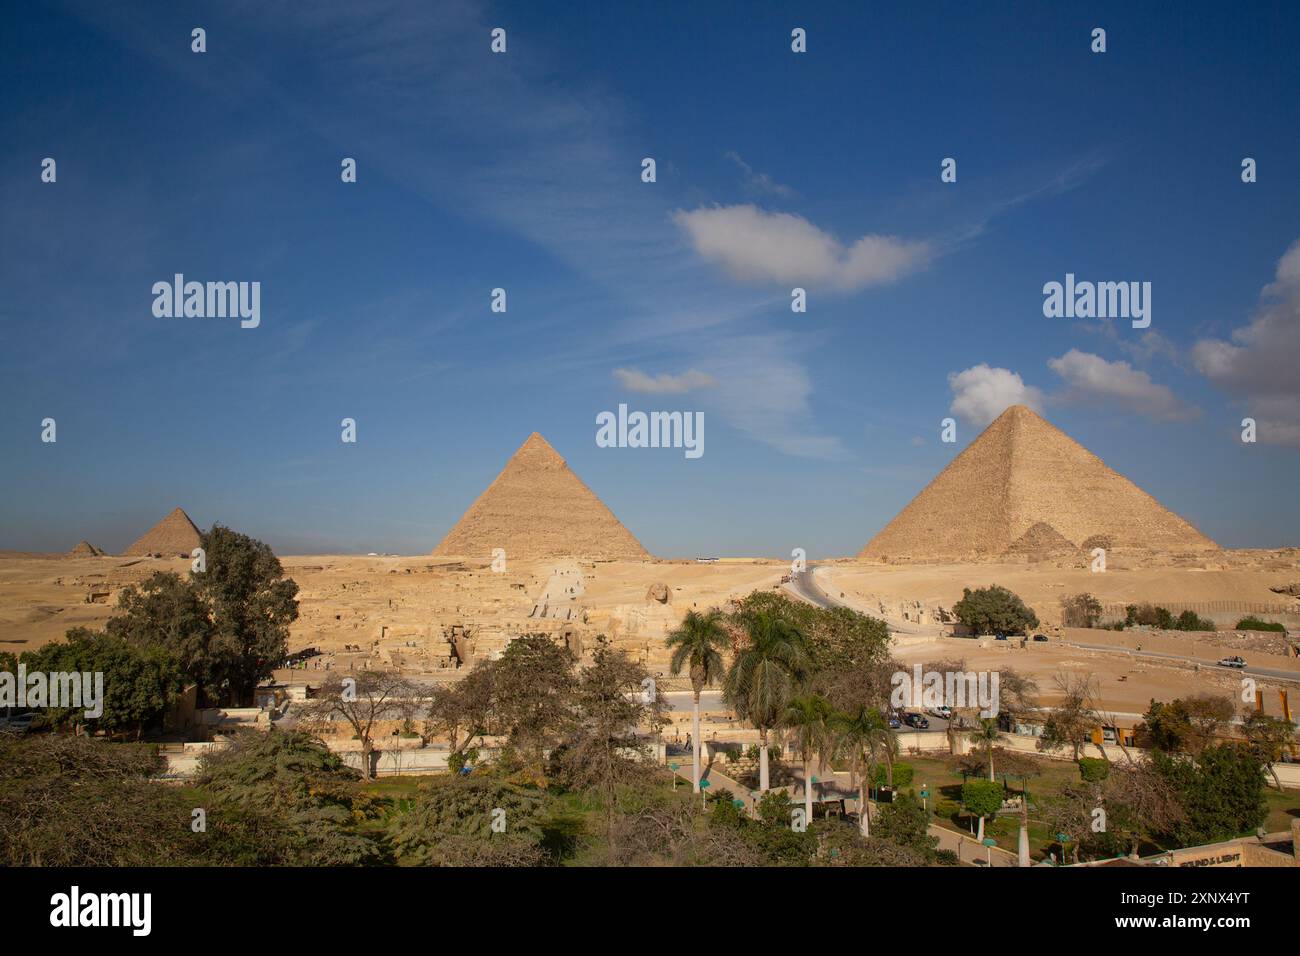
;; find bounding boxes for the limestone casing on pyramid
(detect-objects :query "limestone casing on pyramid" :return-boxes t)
[859,405,1218,563]
[123,507,203,556]
[433,433,649,561]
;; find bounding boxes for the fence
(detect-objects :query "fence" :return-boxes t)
[1100,601,1296,619]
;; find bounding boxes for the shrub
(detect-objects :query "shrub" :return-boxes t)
[1061,593,1103,628]
[1236,617,1286,633]
[1077,757,1110,783]
[1174,609,1216,632]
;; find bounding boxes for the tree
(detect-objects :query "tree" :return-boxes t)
[387,774,550,866]
[1138,695,1234,756]
[968,718,1007,781]
[1037,672,1100,760]
[486,634,577,772]
[873,792,938,858]
[728,591,893,715]
[1060,592,1103,628]
[106,571,216,702]
[723,610,811,791]
[193,525,299,706]
[1241,712,1296,791]
[194,729,380,864]
[299,671,422,779]
[425,666,495,769]
[557,638,668,857]
[781,693,834,827]
[1151,744,1267,846]
[953,585,1039,636]
[23,628,181,739]
[665,608,729,793]
[829,705,892,836]
[961,778,1002,842]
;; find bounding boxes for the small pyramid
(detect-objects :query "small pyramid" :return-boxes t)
[861,405,1217,563]
[1001,522,1077,562]
[123,507,202,557]
[69,540,104,557]
[433,433,649,560]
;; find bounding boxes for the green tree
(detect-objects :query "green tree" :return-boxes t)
[723,610,811,791]
[1151,744,1267,846]
[106,571,216,701]
[665,608,729,793]
[968,718,1007,781]
[193,525,299,706]
[953,585,1039,636]
[23,628,181,739]
[557,638,667,857]
[781,693,834,827]
[961,778,1003,842]
[830,705,892,836]
[1241,712,1296,790]
[873,792,938,857]
[387,773,550,866]
[1138,695,1234,756]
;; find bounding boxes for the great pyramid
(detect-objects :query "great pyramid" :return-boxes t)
[433,433,649,561]
[860,405,1218,563]
[68,540,105,557]
[124,507,203,557]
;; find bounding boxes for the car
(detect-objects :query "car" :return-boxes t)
[1032,634,1049,642]
[994,633,1008,641]
[903,712,930,730]
[0,712,37,734]
[1217,656,1247,669]
[887,713,902,729]
[927,705,952,719]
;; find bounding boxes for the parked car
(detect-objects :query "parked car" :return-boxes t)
[1032,634,1049,642]
[903,712,930,730]
[927,705,952,719]
[0,712,37,734]
[887,712,902,729]
[1217,656,1247,669]
[994,633,1008,641]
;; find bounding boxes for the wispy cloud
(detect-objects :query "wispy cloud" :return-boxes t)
[724,151,798,199]
[613,367,715,394]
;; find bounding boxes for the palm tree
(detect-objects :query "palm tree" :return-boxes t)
[665,608,730,793]
[830,705,891,837]
[969,718,1007,781]
[723,610,811,791]
[782,693,833,826]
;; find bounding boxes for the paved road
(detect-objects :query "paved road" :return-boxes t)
[1060,639,1300,685]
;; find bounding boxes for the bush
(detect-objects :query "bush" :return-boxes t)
[1060,593,1103,628]
[953,586,1040,636]
[1077,757,1110,783]
[1174,609,1216,632]
[1236,617,1286,633]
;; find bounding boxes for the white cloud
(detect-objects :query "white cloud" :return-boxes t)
[612,367,715,394]
[1047,349,1197,421]
[948,364,1044,427]
[1193,239,1300,446]
[724,151,798,199]
[671,204,931,291]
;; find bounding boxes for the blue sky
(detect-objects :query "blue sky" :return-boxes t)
[2,1,1298,557]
